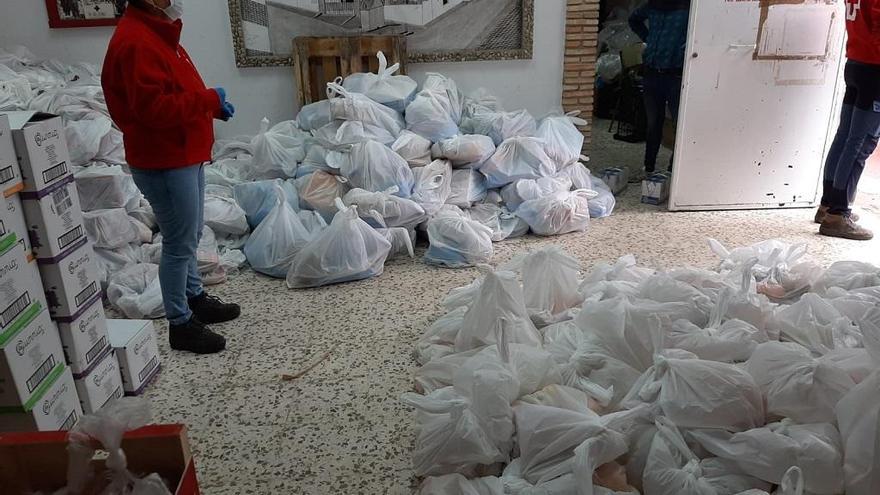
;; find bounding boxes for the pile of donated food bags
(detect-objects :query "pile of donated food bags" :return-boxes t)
[407,239,880,495]
[0,47,617,314]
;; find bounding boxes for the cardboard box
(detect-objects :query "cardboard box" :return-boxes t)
[107,320,160,395]
[600,167,629,195]
[0,366,81,432]
[56,296,110,377]
[73,349,123,415]
[38,240,101,320]
[0,305,64,409]
[642,173,671,205]
[21,176,85,261]
[6,112,71,194]
[0,238,46,340]
[0,424,200,493]
[3,193,33,259]
[0,115,23,198]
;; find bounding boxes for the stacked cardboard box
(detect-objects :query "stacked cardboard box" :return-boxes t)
[107,319,161,396]
[2,111,122,423]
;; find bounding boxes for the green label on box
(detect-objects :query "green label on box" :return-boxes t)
[0,362,64,413]
[0,232,18,256]
[0,302,44,348]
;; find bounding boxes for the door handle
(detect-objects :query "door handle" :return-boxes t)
[728,44,757,50]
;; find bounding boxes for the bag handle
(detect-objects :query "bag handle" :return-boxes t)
[376,51,401,78]
[708,287,732,329]
[779,466,805,495]
[565,110,588,127]
[326,81,350,100]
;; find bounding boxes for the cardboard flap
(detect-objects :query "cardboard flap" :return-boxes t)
[1,111,38,130]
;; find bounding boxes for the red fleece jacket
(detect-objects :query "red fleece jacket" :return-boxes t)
[102,7,221,170]
[847,0,880,65]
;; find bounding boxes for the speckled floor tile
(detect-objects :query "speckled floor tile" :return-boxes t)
[135,155,880,494]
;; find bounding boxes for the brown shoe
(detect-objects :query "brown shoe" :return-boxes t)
[820,213,874,240]
[815,205,859,224]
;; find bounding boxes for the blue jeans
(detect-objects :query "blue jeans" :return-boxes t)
[822,60,880,215]
[130,164,205,325]
[643,69,682,173]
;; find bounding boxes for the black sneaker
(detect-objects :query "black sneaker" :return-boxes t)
[188,293,241,324]
[169,317,226,354]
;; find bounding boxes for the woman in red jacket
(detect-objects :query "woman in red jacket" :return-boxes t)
[102,0,240,354]
[817,0,880,240]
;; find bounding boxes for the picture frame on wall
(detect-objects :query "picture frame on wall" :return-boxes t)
[227,0,535,68]
[46,0,127,28]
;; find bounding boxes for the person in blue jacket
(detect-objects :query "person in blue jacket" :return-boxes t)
[629,0,691,176]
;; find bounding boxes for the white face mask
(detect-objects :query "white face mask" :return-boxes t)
[153,0,183,21]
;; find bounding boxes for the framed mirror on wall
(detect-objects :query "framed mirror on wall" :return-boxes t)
[46,0,127,28]
[227,0,535,68]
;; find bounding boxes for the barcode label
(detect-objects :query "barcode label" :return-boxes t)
[60,410,78,431]
[27,355,56,393]
[0,166,14,185]
[1,293,31,328]
[51,186,73,215]
[42,162,68,184]
[86,336,108,364]
[74,282,98,308]
[138,355,158,382]
[101,387,123,410]
[57,225,83,250]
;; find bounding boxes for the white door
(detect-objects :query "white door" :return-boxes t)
[669,0,846,211]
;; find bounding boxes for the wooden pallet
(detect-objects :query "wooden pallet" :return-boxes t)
[292,35,408,107]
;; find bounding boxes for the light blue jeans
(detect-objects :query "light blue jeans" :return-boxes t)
[130,164,205,325]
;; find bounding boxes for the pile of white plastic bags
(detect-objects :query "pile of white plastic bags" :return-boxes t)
[407,240,880,495]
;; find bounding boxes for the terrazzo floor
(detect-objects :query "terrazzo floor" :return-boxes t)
[139,131,880,494]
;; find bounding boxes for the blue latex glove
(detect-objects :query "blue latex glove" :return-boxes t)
[214,87,227,104]
[220,101,235,121]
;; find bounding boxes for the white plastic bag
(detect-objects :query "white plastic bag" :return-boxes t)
[448,169,488,208]
[294,170,352,222]
[204,193,249,236]
[644,418,772,495]
[455,269,542,351]
[623,355,765,431]
[234,179,300,229]
[287,199,392,288]
[65,116,112,166]
[472,109,538,146]
[377,227,415,259]
[406,88,461,142]
[556,162,594,190]
[814,261,880,295]
[707,238,807,281]
[504,246,583,326]
[392,129,433,168]
[243,184,314,278]
[83,208,140,249]
[537,112,587,167]
[745,341,855,424]
[589,187,617,219]
[343,187,426,228]
[501,177,573,212]
[412,159,454,214]
[424,215,494,268]
[327,81,404,137]
[480,137,557,188]
[75,164,141,211]
[250,118,307,178]
[418,474,504,495]
[432,135,497,167]
[94,244,141,289]
[769,293,846,354]
[342,51,418,112]
[106,263,164,319]
[65,398,172,495]
[516,190,595,236]
[401,388,503,477]
[690,420,845,494]
[296,99,332,131]
[464,203,529,242]
[313,119,397,148]
[327,140,414,196]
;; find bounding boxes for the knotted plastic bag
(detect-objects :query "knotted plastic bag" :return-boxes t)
[424,215,494,268]
[448,169,488,208]
[412,159,454,214]
[480,137,557,188]
[327,81,405,137]
[243,184,314,278]
[342,51,418,113]
[537,111,588,167]
[327,140,414,197]
[287,199,392,288]
[106,263,164,319]
[250,118,307,179]
[432,135,497,167]
[515,190,596,236]
[343,187,426,228]
[233,179,302,230]
[503,246,584,326]
[501,176,573,212]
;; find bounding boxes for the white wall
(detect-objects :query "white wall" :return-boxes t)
[0,0,565,139]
